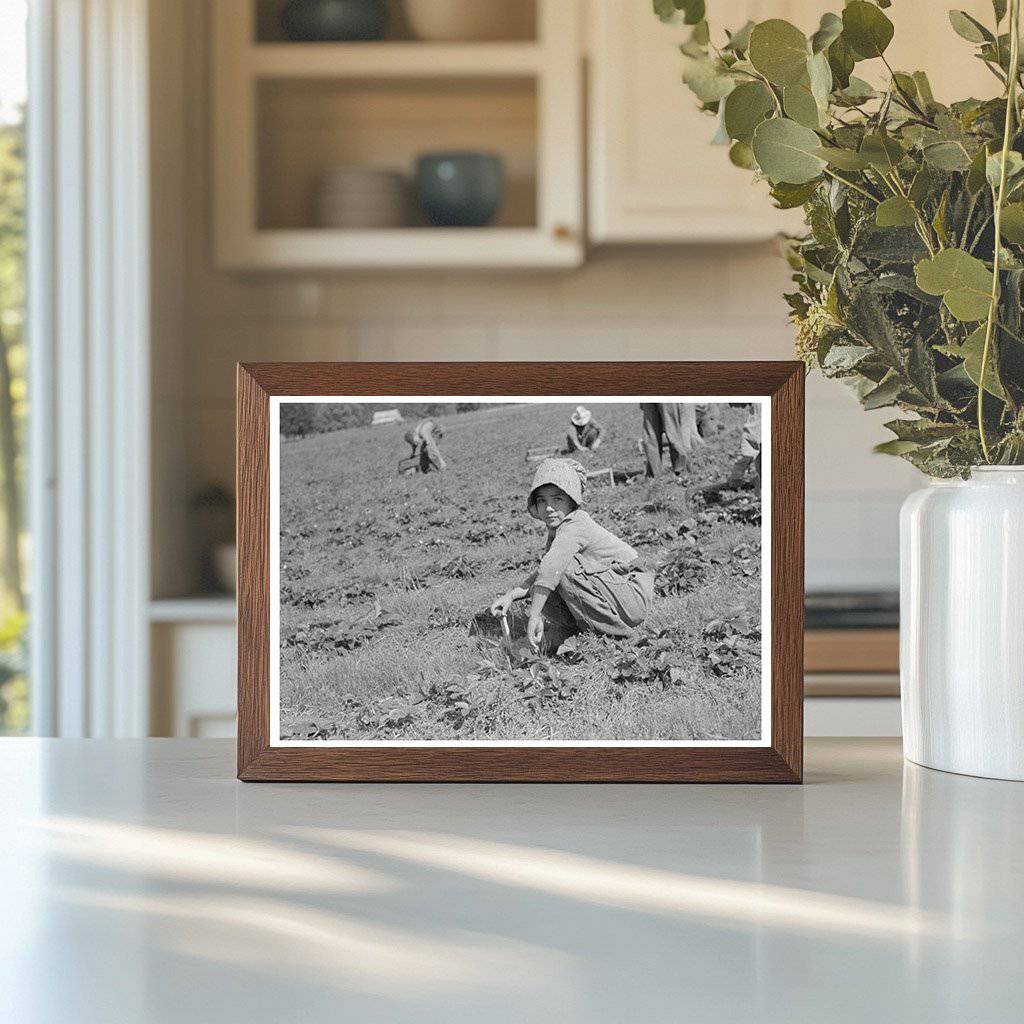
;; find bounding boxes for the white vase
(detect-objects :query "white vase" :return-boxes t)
[900,467,1024,780]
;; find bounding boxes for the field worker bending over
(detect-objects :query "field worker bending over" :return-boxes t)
[490,458,654,653]
[563,405,603,453]
[399,418,446,475]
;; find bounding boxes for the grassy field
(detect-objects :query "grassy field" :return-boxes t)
[278,402,763,742]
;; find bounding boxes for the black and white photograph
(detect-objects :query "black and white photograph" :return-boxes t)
[270,397,770,745]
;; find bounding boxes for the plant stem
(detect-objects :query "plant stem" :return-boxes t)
[979,0,1021,462]
[750,69,783,116]
[821,167,879,203]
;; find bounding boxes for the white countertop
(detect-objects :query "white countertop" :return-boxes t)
[1,738,1021,1023]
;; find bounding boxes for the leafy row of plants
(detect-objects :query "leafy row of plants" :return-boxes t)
[659,0,1024,474]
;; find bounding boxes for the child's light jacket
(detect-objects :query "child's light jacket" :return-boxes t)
[533,510,639,591]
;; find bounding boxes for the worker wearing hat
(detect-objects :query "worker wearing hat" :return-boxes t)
[563,405,604,454]
[490,458,653,652]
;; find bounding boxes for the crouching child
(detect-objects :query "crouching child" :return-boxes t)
[490,459,655,653]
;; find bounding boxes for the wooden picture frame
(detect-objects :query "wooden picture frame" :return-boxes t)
[237,362,804,782]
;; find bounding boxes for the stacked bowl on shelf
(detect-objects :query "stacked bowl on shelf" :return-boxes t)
[289,0,520,229]
[314,155,505,229]
[403,1,534,41]
[279,0,534,43]
[314,168,409,229]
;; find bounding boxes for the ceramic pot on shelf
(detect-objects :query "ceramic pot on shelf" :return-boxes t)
[403,0,534,42]
[280,0,388,42]
[415,152,504,227]
[900,467,1024,781]
[314,167,409,228]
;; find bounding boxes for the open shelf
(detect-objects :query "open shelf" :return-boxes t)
[257,76,537,232]
[220,227,578,269]
[249,42,544,77]
[254,0,538,45]
[213,0,581,269]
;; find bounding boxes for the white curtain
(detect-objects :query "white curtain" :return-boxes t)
[28,0,150,736]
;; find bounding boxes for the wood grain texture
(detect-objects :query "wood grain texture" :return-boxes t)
[236,366,270,776]
[236,361,805,783]
[805,629,899,675]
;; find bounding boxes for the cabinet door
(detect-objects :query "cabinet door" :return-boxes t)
[588,1,814,243]
[588,1,1003,245]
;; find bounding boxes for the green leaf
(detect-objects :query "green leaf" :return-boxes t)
[892,72,919,103]
[967,143,993,193]
[654,0,705,25]
[1000,202,1024,242]
[653,0,677,23]
[860,133,905,173]
[874,439,921,455]
[728,140,758,170]
[932,190,950,247]
[814,145,872,170]
[909,165,936,205]
[885,418,963,443]
[948,10,993,44]
[914,249,994,321]
[959,324,1007,398]
[827,35,855,89]
[748,19,810,87]
[862,374,902,409]
[875,196,918,228]
[807,51,833,110]
[723,81,775,143]
[908,334,941,403]
[986,150,1024,190]
[783,83,822,128]
[855,226,929,263]
[993,0,1008,24]
[752,117,827,184]
[724,20,755,53]
[770,179,820,209]
[689,20,710,46]
[912,71,935,105]
[846,283,912,373]
[681,55,737,103]
[681,0,705,25]
[810,12,843,54]
[842,1,894,60]
[923,141,973,171]
[836,75,877,104]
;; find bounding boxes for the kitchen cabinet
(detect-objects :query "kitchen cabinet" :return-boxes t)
[211,0,584,269]
[587,0,999,244]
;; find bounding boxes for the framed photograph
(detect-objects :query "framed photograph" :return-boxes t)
[237,362,803,782]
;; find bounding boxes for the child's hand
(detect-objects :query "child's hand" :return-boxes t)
[490,593,513,617]
[527,614,544,648]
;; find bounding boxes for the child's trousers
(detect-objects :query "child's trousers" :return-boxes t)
[540,554,654,651]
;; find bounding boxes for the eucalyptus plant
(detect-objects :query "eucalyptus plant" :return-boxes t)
[658,0,1024,474]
